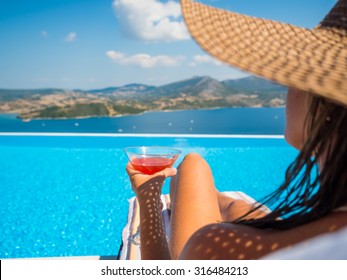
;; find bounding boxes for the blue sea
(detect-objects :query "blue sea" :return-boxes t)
[0,108,297,259]
[0,107,285,134]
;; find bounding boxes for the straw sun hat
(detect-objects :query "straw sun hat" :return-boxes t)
[180,0,347,106]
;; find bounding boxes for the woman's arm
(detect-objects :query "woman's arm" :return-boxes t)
[136,178,171,259]
[126,163,176,260]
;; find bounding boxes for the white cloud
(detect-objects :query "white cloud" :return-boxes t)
[113,0,189,42]
[64,32,77,42]
[106,50,184,68]
[190,55,224,67]
[41,31,48,37]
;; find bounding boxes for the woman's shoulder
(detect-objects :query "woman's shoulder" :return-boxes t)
[179,211,347,260]
[178,222,278,260]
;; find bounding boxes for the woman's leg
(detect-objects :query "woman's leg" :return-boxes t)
[217,192,270,222]
[169,153,222,259]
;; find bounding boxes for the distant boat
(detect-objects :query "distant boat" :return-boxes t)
[22,118,31,122]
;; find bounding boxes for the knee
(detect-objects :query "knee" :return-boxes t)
[182,152,205,165]
[184,152,204,161]
[178,153,211,172]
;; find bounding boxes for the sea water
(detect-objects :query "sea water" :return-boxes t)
[0,107,285,134]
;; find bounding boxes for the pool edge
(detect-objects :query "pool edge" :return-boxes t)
[0,132,285,139]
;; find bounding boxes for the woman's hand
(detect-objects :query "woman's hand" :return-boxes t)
[126,162,177,196]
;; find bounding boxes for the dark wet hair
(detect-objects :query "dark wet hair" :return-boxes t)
[234,94,347,229]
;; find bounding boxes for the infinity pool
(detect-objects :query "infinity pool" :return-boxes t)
[0,134,298,258]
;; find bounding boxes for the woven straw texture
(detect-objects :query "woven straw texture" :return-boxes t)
[181,0,347,106]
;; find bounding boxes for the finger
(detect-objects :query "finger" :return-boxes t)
[157,167,177,178]
[125,162,133,175]
[126,162,139,173]
[126,162,141,177]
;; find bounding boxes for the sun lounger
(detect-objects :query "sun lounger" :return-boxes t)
[119,191,270,260]
[119,191,347,260]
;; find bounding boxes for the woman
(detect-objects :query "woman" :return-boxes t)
[126,0,347,259]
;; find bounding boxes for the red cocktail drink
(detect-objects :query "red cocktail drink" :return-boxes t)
[131,157,176,175]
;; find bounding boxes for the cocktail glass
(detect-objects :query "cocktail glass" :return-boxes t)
[124,146,181,175]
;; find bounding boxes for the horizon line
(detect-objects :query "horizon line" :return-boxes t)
[0,132,285,139]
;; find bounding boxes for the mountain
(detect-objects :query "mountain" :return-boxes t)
[0,88,68,101]
[222,76,286,93]
[0,76,287,119]
[156,76,232,98]
[222,76,287,106]
[88,83,157,96]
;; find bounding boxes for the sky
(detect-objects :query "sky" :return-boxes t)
[0,0,337,90]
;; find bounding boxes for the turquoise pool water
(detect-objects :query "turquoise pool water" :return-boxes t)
[0,134,298,258]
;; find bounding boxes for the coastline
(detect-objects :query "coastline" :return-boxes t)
[2,105,286,121]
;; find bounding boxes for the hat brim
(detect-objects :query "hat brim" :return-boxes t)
[181,0,347,106]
